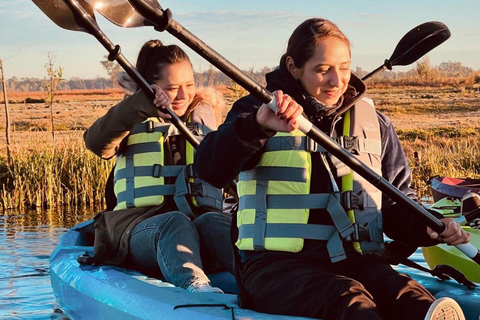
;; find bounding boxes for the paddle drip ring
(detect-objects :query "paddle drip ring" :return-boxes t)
[154,8,173,32]
[108,45,121,61]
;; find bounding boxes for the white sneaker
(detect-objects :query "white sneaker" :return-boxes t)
[424,297,465,320]
[186,283,224,294]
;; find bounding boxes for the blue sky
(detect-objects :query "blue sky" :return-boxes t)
[1,0,480,79]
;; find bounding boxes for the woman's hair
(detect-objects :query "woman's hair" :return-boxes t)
[282,18,350,68]
[135,39,192,84]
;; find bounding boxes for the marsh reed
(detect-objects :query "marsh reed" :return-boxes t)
[0,134,114,212]
[1,86,479,212]
[402,132,480,198]
[1,130,478,212]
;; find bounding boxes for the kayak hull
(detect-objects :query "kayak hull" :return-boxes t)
[50,220,314,320]
[430,176,480,202]
[51,220,480,320]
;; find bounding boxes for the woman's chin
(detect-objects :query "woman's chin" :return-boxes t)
[172,106,188,117]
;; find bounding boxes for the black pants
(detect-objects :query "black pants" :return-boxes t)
[240,254,434,320]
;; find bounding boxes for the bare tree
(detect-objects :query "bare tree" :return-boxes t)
[44,53,63,142]
[0,52,20,166]
[100,55,122,88]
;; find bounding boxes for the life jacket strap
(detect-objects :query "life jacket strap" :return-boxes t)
[238,223,337,241]
[121,142,162,157]
[239,166,307,183]
[264,135,380,155]
[337,136,382,156]
[116,184,176,209]
[264,136,327,153]
[238,192,372,211]
[114,164,183,180]
[129,120,171,135]
[174,164,223,219]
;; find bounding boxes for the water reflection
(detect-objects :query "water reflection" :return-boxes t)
[0,207,97,320]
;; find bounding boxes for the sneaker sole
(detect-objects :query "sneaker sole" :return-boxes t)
[425,298,466,320]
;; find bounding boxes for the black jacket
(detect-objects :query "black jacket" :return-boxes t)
[195,64,438,262]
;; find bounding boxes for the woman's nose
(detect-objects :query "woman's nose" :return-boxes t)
[328,69,342,87]
[176,86,186,100]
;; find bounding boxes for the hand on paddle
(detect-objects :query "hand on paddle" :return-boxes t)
[257,90,303,132]
[427,218,471,245]
[152,84,172,119]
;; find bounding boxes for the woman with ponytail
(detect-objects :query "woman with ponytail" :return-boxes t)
[84,40,233,293]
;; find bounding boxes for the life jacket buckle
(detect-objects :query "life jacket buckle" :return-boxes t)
[184,163,197,178]
[305,137,318,152]
[339,136,359,155]
[152,164,162,178]
[342,190,366,210]
[352,222,371,242]
[146,120,155,133]
[186,181,203,196]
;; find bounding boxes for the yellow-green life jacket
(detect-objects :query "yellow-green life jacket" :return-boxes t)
[113,104,223,217]
[236,98,383,262]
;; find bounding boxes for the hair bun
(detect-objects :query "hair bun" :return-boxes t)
[151,39,163,47]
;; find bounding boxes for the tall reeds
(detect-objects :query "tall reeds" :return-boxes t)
[402,133,480,198]
[0,134,114,212]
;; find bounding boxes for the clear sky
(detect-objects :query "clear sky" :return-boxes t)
[1,0,479,80]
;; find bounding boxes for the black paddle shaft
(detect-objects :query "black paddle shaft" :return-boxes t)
[62,0,200,148]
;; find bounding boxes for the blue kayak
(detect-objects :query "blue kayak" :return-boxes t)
[51,220,480,320]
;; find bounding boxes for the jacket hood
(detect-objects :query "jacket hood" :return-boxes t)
[117,71,226,125]
[265,60,366,122]
[186,86,226,125]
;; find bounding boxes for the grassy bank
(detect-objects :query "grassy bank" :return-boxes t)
[0,134,114,211]
[1,86,479,212]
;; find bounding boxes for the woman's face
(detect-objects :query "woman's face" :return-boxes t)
[156,61,195,117]
[289,37,351,106]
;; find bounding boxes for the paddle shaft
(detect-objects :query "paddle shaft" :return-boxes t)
[63,0,200,148]
[457,207,480,225]
[127,0,480,264]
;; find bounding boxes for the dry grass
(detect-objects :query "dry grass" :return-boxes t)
[3,89,125,103]
[1,86,479,211]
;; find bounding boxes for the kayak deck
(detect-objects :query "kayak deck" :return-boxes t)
[50,220,480,320]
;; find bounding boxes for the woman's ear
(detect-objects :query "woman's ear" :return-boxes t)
[286,56,300,79]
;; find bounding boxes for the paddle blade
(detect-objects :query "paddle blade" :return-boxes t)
[32,0,97,33]
[388,21,451,67]
[126,0,166,27]
[82,0,153,27]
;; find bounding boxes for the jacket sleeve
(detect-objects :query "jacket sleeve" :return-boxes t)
[83,90,158,159]
[194,96,275,188]
[378,112,440,247]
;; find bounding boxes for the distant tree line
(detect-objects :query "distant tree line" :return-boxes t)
[2,76,114,92]
[1,60,478,92]
[1,66,273,92]
[354,59,478,86]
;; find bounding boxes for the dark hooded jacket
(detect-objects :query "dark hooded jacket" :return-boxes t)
[194,63,439,263]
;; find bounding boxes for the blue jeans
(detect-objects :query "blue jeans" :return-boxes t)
[194,212,234,275]
[127,211,232,289]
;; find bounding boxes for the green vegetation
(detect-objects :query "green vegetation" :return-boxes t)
[402,135,480,198]
[0,136,114,211]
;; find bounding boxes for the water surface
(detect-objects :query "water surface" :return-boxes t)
[0,208,95,320]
